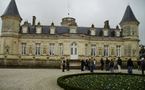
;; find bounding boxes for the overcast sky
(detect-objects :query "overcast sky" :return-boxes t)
[0,0,145,45]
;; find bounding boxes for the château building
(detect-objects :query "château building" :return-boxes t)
[0,0,140,67]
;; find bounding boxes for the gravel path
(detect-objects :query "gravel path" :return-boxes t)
[0,69,142,90]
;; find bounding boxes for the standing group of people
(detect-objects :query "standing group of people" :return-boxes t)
[100,57,122,73]
[127,57,145,75]
[61,57,145,75]
[81,59,96,72]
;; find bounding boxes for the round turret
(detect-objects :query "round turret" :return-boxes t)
[61,17,77,27]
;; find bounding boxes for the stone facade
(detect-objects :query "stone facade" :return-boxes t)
[0,0,140,67]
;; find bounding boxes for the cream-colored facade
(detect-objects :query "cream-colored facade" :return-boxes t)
[0,0,140,66]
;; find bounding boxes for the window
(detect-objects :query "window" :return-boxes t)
[125,26,130,36]
[111,47,115,56]
[104,45,109,56]
[49,43,55,55]
[35,43,41,55]
[104,30,108,36]
[85,44,88,56]
[59,43,63,56]
[22,27,28,33]
[132,49,136,56]
[98,47,102,56]
[128,45,131,56]
[50,28,55,34]
[91,44,96,56]
[21,43,26,55]
[71,42,77,55]
[70,28,77,33]
[36,27,42,34]
[116,45,121,57]
[90,30,95,35]
[116,31,120,37]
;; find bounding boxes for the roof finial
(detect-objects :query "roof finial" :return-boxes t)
[67,0,70,17]
[127,2,130,6]
[91,24,95,28]
[51,22,54,26]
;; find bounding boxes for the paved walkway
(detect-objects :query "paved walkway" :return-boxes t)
[0,69,142,90]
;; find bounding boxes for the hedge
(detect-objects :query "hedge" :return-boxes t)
[57,73,145,90]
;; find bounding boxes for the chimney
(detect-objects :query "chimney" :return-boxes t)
[104,20,110,29]
[32,16,36,26]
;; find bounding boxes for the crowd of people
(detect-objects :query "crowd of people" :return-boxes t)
[80,57,122,73]
[61,57,145,75]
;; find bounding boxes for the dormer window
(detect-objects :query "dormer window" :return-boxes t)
[36,22,42,34]
[90,24,96,36]
[22,21,29,33]
[103,29,108,36]
[50,22,55,34]
[116,31,120,37]
[115,25,120,37]
[22,26,28,33]
[69,26,77,33]
[103,20,110,36]
[36,27,42,34]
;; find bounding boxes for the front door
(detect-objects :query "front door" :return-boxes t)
[70,42,78,59]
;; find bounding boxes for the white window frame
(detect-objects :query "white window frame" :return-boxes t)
[116,45,121,57]
[59,43,63,56]
[91,44,96,56]
[21,43,27,55]
[104,45,109,57]
[71,42,77,55]
[35,43,41,55]
[49,43,55,55]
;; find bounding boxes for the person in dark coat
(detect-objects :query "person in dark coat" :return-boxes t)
[62,60,66,72]
[100,58,104,70]
[93,59,96,70]
[105,58,110,71]
[140,58,145,75]
[109,59,114,73]
[117,57,122,72]
[90,60,94,73]
[127,58,134,74]
[85,59,90,70]
[81,59,85,71]
[66,59,70,71]
[137,60,141,70]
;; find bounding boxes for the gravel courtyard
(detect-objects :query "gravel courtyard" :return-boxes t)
[0,69,142,90]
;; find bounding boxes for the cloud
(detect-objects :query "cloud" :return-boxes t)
[0,0,145,44]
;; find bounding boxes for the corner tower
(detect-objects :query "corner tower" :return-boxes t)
[120,5,140,60]
[0,0,22,59]
[120,5,139,39]
[1,0,22,36]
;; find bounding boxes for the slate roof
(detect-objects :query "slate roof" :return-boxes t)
[20,25,120,37]
[1,0,21,19]
[120,5,139,24]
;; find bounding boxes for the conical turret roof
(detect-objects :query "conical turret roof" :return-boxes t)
[1,0,21,19]
[120,5,139,24]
